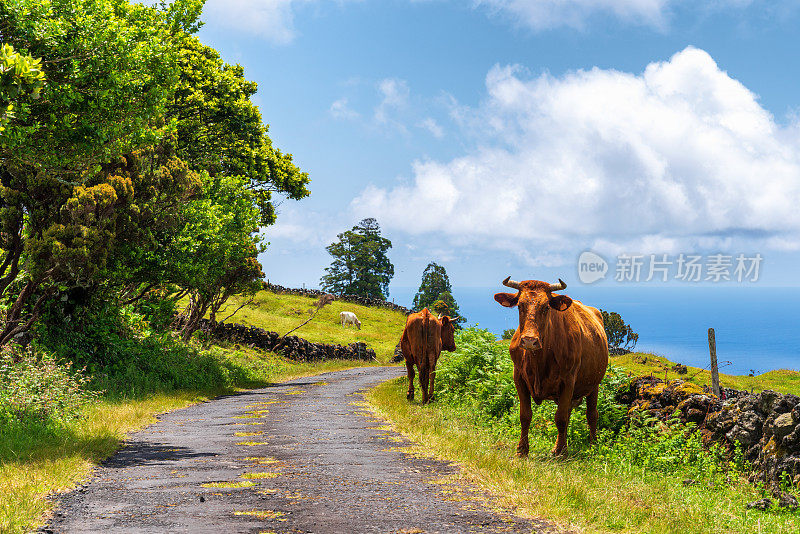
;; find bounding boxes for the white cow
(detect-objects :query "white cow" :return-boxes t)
[339,311,361,330]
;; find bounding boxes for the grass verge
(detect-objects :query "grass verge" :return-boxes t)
[367,377,800,534]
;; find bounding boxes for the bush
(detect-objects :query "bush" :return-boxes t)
[0,345,98,424]
[34,297,258,397]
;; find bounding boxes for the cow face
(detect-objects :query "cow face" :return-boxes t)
[440,316,456,352]
[494,280,572,352]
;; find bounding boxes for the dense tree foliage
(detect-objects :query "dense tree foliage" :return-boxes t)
[321,218,394,299]
[412,262,464,326]
[0,0,309,345]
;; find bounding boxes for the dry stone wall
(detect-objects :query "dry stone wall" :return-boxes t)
[617,377,800,492]
[198,318,375,362]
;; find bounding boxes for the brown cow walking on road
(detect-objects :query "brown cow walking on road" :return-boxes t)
[494,277,608,456]
[400,308,456,404]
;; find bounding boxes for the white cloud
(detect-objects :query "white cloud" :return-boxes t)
[475,0,671,31]
[352,47,800,259]
[418,117,445,138]
[203,0,301,44]
[330,97,360,120]
[375,78,410,126]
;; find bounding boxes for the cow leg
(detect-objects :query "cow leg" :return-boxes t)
[553,387,575,456]
[427,354,438,401]
[586,387,599,444]
[405,359,416,401]
[419,362,430,405]
[514,374,532,457]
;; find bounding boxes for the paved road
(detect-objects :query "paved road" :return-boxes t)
[45,367,556,534]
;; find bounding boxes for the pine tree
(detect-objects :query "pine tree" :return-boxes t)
[320,218,394,299]
[412,262,465,326]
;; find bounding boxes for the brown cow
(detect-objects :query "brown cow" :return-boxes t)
[494,277,608,456]
[400,308,456,404]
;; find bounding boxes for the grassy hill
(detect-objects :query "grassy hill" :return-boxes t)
[207,290,408,363]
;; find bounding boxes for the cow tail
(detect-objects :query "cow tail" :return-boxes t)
[424,309,429,357]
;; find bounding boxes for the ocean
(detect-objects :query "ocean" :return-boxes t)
[388,286,800,375]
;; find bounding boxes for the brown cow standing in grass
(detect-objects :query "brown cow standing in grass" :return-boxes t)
[401,308,456,404]
[494,277,608,456]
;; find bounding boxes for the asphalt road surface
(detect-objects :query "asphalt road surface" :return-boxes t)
[44,366,558,534]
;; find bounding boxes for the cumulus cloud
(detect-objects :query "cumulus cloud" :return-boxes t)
[352,47,800,259]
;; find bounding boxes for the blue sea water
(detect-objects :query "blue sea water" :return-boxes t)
[388,286,800,376]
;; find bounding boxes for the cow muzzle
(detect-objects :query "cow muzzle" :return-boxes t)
[521,336,541,350]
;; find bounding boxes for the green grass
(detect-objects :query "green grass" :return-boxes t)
[611,351,800,394]
[0,347,370,534]
[368,377,800,534]
[204,289,408,362]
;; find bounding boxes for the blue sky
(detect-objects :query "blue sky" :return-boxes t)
[195,1,800,294]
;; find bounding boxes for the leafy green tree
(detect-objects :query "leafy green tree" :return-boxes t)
[601,310,639,351]
[0,0,197,344]
[412,262,464,326]
[169,36,310,225]
[321,218,394,299]
[501,328,515,340]
[175,175,265,340]
[0,43,45,134]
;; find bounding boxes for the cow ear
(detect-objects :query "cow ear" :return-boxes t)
[494,292,519,308]
[548,294,572,311]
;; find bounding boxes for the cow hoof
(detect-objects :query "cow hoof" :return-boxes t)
[515,445,529,457]
[551,446,568,457]
[406,393,414,401]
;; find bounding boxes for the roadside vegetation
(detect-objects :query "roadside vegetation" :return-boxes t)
[368,327,800,534]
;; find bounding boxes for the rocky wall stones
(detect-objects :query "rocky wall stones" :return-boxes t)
[617,376,800,490]
[197,318,376,363]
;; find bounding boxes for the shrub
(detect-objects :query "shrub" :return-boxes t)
[34,297,258,397]
[0,345,98,424]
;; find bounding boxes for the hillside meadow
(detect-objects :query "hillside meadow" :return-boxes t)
[199,289,409,362]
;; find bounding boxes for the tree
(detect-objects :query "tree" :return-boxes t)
[501,328,515,340]
[320,218,394,299]
[174,174,265,340]
[0,0,197,344]
[169,36,310,225]
[600,310,639,352]
[412,262,464,326]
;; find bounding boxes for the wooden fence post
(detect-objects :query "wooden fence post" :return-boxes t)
[708,327,720,397]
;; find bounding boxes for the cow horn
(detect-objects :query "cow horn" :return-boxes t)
[549,278,567,291]
[502,276,521,290]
